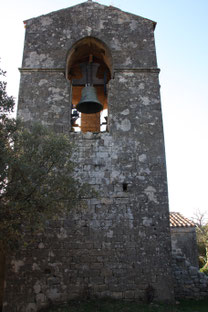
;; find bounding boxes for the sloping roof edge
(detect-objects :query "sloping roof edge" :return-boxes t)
[107,5,156,29]
[170,212,196,228]
[23,1,156,29]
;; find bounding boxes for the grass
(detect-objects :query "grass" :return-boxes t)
[39,298,208,312]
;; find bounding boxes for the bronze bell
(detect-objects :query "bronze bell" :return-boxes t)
[76,86,103,114]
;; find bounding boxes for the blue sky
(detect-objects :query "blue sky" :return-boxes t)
[1,0,208,218]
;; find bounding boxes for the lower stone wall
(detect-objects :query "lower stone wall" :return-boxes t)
[3,249,208,311]
[1,129,175,311]
[170,227,198,268]
[172,253,208,299]
[2,208,174,312]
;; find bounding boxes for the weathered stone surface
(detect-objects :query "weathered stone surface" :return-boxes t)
[171,227,198,268]
[3,1,176,311]
[172,253,208,299]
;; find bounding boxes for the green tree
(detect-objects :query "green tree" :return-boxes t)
[197,225,208,274]
[192,210,208,274]
[0,68,88,252]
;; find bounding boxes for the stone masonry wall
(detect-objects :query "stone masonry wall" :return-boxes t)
[172,253,208,299]
[18,1,158,130]
[3,2,175,311]
[171,227,198,268]
[3,129,174,311]
[17,71,70,132]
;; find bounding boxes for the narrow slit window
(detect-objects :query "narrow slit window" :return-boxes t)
[123,183,128,192]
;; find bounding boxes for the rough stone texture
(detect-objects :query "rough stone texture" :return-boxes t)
[172,253,208,299]
[17,1,158,130]
[3,2,176,311]
[17,71,70,132]
[0,253,5,310]
[171,227,198,268]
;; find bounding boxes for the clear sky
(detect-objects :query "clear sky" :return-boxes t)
[1,0,208,218]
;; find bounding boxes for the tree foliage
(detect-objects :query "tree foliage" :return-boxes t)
[197,225,208,274]
[192,210,208,273]
[0,68,88,252]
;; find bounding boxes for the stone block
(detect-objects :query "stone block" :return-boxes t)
[123,290,135,299]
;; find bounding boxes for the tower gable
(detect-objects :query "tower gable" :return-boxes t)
[22,1,157,70]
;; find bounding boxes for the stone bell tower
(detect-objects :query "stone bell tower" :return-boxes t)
[3,1,174,310]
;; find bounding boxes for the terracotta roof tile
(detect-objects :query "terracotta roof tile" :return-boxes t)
[170,212,196,227]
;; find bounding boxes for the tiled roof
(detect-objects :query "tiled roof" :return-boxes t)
[170,212,196,227]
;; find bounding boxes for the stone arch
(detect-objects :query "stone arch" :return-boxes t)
[66,36,113,79]
[66,37,113,133]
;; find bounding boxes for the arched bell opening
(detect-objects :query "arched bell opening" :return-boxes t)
[66,37,112,133]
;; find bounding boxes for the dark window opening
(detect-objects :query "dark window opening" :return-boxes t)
[123,183,128,192]
[44,268,51,274]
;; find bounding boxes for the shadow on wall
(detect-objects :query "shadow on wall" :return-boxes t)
[0,252,5,312]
